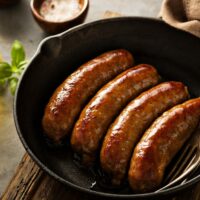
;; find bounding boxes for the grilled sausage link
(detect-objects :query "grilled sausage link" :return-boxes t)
[71,64,160,164]
[42,49,134,143]
[100,82,189,185]
[128,98,200,193]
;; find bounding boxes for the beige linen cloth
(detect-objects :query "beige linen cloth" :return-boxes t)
[160,0,200,37]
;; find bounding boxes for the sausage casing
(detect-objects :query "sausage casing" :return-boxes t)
[128,98,200,193]
[71,64,160,164]
[42,49,134,143]
[100,82,189,185]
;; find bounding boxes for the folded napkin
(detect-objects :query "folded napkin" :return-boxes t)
[160,0,200,37]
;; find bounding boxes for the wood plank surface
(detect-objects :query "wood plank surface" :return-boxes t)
[1,153,200,200]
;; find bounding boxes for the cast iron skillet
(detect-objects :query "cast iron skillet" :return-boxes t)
[14,17,200,199]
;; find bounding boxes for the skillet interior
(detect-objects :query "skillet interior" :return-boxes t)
[14,17,200,199]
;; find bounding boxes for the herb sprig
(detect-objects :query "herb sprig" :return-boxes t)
[0,40,27,95]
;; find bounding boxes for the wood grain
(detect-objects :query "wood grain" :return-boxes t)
[1,154,43,200]
[1,154,90,200]
[1,153,200,200]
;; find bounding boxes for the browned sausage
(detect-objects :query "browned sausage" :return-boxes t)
[100,82,189,185]
[42,49,134,143]
[71,64,160,164]
[128,98,200,193]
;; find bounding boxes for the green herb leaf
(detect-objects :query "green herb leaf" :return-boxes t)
[18,60,27,69]
[11,40,25,67]
[0,78,6,86]
[0,62,12,79]
[9,77,18,95]
[0,40,27,96]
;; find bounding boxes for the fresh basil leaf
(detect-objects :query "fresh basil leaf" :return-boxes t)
[18,60,27,69]
[11,40,25,67]
[0,62,12,78]
[1,40,27,95]
[9,77,18,95]
[0,78,6,86]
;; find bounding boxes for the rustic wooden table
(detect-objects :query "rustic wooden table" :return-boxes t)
[1,154,200,200]
[1,0,200,199]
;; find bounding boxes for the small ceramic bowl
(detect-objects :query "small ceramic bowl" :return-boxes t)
[30,0,89,34]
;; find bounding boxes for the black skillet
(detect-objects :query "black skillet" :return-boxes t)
[14,17,200,199]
